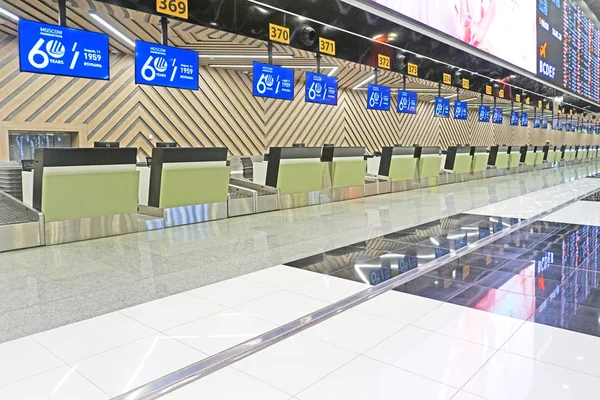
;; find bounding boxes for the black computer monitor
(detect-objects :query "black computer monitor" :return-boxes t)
[94,141,120,148]
[156,142,178,148]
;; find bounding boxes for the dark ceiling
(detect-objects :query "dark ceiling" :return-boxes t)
[583,0,600,20]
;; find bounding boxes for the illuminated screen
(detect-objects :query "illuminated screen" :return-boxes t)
[372,0,537,73]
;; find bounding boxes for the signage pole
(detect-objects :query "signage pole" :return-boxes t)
[402,74,406,91]
[437,82,441,98]
[374,68,378,85]
[58,0,67,26]
[456,85,459,102]
[268,42,273,65]
[161,17,169,46]
[316,54,321,75]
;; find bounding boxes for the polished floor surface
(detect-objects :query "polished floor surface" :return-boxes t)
[3,164,600,399]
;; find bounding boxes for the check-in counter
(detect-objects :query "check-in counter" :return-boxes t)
[33,148,139,245]
[534,146,546,166]
[445,146,472,174]
[376,146,419,192]
[564,146,576,161]
[321,146,366,202]
[266,146,322,209]
[470,146,488,173]
[547,146,559,164]
[139,147,229,227]
[519,146,536,166]
[508,147,521,168]
[488,146,510,169]
[417,147,442,181]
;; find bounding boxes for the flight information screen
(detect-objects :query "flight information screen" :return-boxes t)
[373,0,600,106]
[537,0,599,103]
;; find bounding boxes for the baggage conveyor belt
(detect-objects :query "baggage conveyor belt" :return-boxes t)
[0,198,39,226]
[0,191,44,252]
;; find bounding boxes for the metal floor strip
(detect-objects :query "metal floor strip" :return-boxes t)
[112,175,600,400]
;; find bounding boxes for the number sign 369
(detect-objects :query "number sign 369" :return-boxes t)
[157,0,188,19]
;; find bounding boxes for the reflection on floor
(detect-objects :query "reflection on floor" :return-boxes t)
[287,213,600,338]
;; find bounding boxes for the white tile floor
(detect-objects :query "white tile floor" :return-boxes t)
[3,172,600,398]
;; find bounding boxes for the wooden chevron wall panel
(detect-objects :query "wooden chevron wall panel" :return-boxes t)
[0,28,597,161]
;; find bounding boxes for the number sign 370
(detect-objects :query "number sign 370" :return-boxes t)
[157,0,188,19]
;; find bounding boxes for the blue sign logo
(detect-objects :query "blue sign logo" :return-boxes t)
[135,41,198,90]
[557,119,563,131]
[521,113,528,127]
[454,101,468,120]
[541,117,548,129]
[534,115,541,128]
[18,19,109,80]
[434,97,450,118]
[253,62,294,100]
[305,72,337,106]
[367,84,391,111]
[510,111,519,126]
[397,90,417,114]
[479,105,490,122]
[492,108,503,124]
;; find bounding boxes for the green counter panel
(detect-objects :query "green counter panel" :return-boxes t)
[453,154,472,174]
[331,160,367,188]
[418,156,442,179]
[42,171,139,222]
[278,161,323,195]
[524,152,536,166]
[495,153,509,169]
[534,152,545,165]
[471,154,488,172]
[508,153,521,168]
[160,166,230,208]
[389,157,417,181]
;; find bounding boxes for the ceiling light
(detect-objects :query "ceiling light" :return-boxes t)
[0,6,18,21]
[89,13,134,47]
[510,75,516,78]
[352,74,376,90]
[198,54,293,59]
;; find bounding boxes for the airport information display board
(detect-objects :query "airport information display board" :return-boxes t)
[510,111,519,126]
[305,72,338,105]
[397,90,417,114]
[18,19,109,80]
[492,108,503,124]
[135,41,198,90]
[433,97,450,118]
[453,100,467,120]
[252,62,294,100]
[367,84,391,111]
[373,0,600,105]
[478,105,490,122]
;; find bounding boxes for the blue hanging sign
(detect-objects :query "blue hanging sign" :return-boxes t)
[492,108,503,124]
[434,97,450,118]
[397,90,417,114]
[454,100,468,120]
[534,115,541,128]
[521,113,528,127]
[478,105,490,122]
[367,84,391,111]
[510,111,519,126]
[253,62,294,100]
[135,41,198,90]
[566,122,572,131]
[305,72,337,106]
[18,19,109,80]
[541,117,548,129]
[557,119,563,131]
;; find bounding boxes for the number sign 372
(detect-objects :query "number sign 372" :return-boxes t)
[157,0,188,19]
